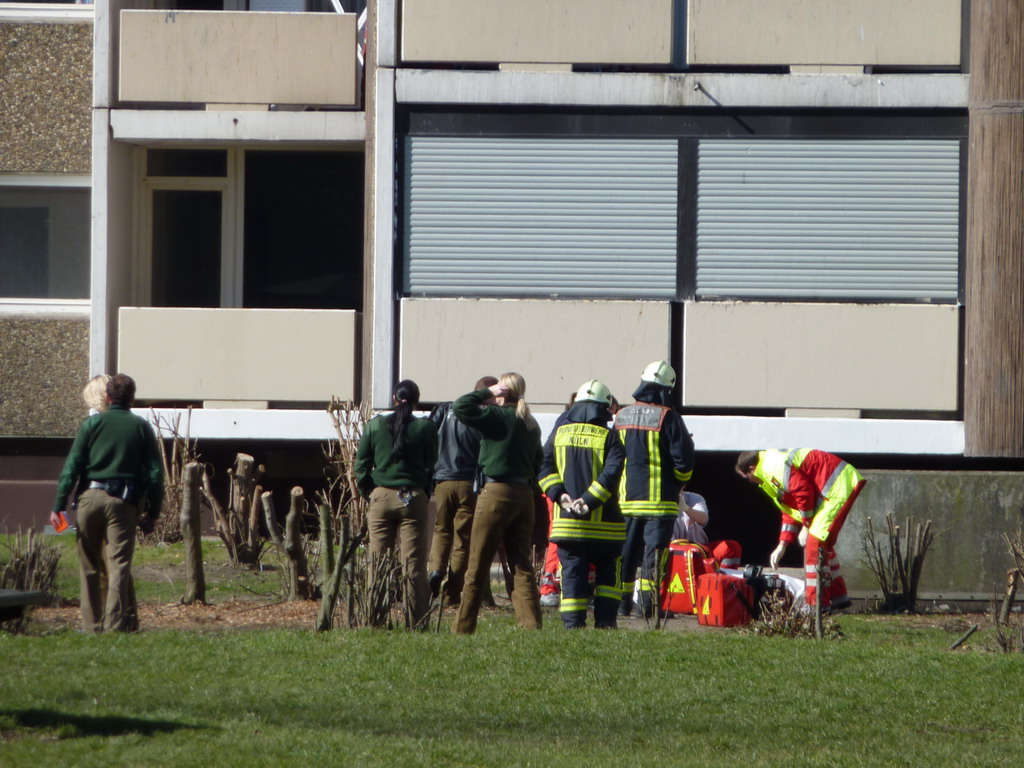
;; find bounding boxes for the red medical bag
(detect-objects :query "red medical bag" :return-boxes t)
[660,540,717,615]
[696,573,755,627]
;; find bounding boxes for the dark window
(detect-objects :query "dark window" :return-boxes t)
[151,189,222,307]
[0,187,89,299]
[147,149,228,178]
[243,151,364,310]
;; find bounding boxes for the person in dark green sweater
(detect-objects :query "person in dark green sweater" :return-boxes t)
[50,373,164,633]
[355,379,438,628]
[451,372,543,634]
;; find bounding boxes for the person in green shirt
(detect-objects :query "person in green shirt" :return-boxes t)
[50,373,164,633]
[355,379,438,628]
[451,372,543,634]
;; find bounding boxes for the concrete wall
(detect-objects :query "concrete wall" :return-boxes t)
[0,20,92,173]
[117,307,360,403]
[838,470,1024,599]
[118,10,358,106]
[683,302,959,412]
[687,0,962,67]
[0,316,90,437]
[401,0,674,66]
[400,298,671,407]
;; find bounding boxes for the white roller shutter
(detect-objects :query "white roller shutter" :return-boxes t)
[696,139,960,301]
[403,137,679,298]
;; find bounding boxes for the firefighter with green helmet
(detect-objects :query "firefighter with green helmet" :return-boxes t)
[538,379,626,629]
[616,360,695,618]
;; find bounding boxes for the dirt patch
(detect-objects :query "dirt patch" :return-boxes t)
[28,598,321,634]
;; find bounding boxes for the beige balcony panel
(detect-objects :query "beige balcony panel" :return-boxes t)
[119,11,357,106]
[682,302,959,412]
[687,0,961,67]
[400,299,671,408]
[401,0,674,66]
[118,308,358,402]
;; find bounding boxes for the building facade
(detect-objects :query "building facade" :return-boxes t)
[3,1,1024,595]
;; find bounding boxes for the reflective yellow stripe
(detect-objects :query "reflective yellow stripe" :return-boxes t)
[647,431,660,501]
[674,467,693,483]
[538,473,561,493]
[587,481,611,503]
[551,519,626,541]
[560,598,588,612]
[620,500,679,516]
[595,584,621,600]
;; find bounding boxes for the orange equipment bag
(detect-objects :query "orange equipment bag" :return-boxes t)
[660,540,717,616]
[696,573,756,627]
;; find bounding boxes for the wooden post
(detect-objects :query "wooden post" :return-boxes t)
[814,545,826,640]
[965,0,1024,456]
[1000,568,1021,626]
[319,502,334,587]
[285,487,311,600]
[180,462,206,605]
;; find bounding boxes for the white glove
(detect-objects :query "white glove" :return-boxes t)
[798,527,809,547]
[769,542,787,570]
[572,498,589,517]
[559,493,574,510]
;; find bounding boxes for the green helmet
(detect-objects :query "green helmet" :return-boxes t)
[641,360,676,388]
[575,379,613,406]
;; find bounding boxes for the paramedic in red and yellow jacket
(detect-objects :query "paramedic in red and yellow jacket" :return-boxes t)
[736,449,865,611]
[616,361,695,618]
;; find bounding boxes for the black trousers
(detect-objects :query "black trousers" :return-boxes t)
[620,516,675,617]
[557,539,622,629]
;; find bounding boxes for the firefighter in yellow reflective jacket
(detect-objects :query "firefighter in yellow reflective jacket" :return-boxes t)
[538,380,626,629]
[616,361,695,618]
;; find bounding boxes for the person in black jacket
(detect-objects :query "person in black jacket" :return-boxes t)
[426,375,497,604]
[616,361,695,618]
[538,380,626,629]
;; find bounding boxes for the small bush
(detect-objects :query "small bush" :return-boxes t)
[747,590,843,640]
[0,530,62,633]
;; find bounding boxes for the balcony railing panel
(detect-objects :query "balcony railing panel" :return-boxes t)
[119,10,358,107]
[687,0,962,67]
[401,0,675,66]
[118,308,359,403]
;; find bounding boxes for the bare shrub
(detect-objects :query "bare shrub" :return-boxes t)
[201,453,266,567]
[316,398,370,629]
[0,530,62,633]
[145,409,202,546]
[861,514,936,613]
[747,590,843,640]
[990,528,1024,653]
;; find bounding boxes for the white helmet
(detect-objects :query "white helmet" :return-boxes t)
[640,360,676,388]
[575,379,613,406]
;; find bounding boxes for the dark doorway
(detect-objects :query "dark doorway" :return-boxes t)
[243,151,364,311]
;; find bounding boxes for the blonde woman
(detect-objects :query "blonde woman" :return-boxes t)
[83,374,111,414]
[451,372,543,634]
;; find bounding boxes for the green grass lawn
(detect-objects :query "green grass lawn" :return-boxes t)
[2,535,1024,767]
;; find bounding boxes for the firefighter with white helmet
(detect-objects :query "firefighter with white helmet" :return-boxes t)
[538,379,626,628]
[616,360,696,618]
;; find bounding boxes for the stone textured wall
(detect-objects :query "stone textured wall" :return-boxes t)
[838,470,1024,599]
[0,21,92,174]
[0,316,90,437]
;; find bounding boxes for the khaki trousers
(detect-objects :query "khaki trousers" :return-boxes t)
[427,480,477,602]
[367,487,430,628]
[453,482,542,634]
[75,488,139,634]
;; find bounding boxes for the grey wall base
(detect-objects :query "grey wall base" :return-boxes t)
[835,470,1024,598]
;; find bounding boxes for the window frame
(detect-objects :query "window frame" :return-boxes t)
[137,149,242,308]
[0,173,91,315]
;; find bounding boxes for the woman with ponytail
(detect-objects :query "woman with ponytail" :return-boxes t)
[355,379,438,628]
[451,372,543,634]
